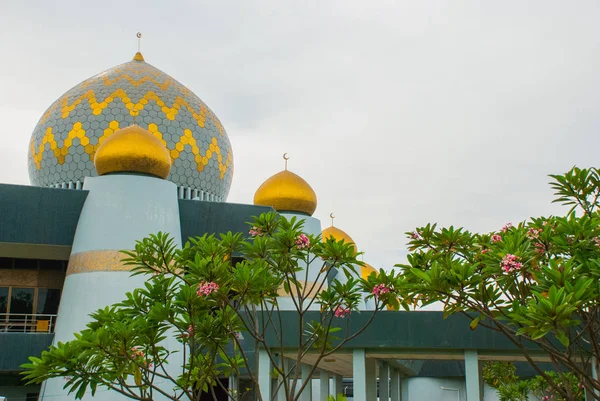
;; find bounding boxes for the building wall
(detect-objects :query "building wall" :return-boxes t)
[404,378,466,401]
[0,258,67,334]
[403,377,542,401]
[0,268,65,288]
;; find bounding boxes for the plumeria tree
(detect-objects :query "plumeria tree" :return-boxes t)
[482,361,584,401]
[22,212,401,401]
[396,167,600,400]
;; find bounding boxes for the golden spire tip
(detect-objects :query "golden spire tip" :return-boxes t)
[133,32,144,61]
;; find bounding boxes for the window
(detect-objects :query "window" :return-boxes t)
[0,287,61,318]
[37,288,61,315]
[0,287,7,314]
[9,288,35,315]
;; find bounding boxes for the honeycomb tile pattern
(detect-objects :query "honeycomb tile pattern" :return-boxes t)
[27,52,234,201]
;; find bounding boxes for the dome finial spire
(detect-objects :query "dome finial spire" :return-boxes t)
[330,213,335,227]
[283,152,289,170]
[133,33,145,62]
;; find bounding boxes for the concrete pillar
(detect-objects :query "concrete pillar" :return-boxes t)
[379,362,390,401]
[320,369,330,401]
[275,357,286,401]
[585,357,598,401]
[353,349,377,401]
[228,373,239,401]
[465,350,480,401]
[258,349,272,401]
[401,378,409,401]
[594,357,599,399]
[390,370,401,401]
[366,360,377,401]
[331,374,344,399]
[299,364,313,401]
[42,175,183,401]
[277,377,287,401]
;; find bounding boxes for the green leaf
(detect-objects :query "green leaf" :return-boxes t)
[409,268,431,283]
[470,316,480,330]
[555,331,569,347]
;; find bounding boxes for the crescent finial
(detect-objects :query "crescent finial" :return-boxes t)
[283,153,289,170]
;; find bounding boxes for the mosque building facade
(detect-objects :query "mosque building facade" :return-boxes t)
[0,51,551,401]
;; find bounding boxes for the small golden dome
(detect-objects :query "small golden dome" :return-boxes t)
[361,262,377,279]
[254,170,317,215]
[94,125,171,179]
[322,226,357,254]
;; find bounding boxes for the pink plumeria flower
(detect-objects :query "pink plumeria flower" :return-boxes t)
[535,242,546,254]
[526,228,542,240]
[334,306,351,318]
[501,223,513,233]
[372,284,391,299]
[491,234,502,243]
[500,254,523,273]
[295,233,310,249]
[131,347,145,359]
[249,226,263,237]
[197,281,219,296]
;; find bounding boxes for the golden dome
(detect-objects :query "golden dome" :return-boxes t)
[361,262,378,279]
[94,125,171,179]
[322,225,357,254]
[254,170,317,215]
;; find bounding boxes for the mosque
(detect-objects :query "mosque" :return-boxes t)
[0,49,550,401]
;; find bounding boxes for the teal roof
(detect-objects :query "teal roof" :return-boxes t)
[179,199,272,240]
[0,184,87,247]
[0,184,272,256]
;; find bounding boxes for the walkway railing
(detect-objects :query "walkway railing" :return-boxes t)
[0,313,57,333]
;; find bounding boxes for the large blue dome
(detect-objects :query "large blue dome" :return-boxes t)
[28,52,233,201]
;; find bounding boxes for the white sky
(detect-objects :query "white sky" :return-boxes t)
[0,1,598,270]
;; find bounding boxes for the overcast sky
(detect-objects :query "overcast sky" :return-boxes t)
[0,1,598,270]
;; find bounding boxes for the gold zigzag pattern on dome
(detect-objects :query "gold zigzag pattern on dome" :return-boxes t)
[29,121,232,179]
[39,88,224,136]
[168,128,233,178]
[94,64,191,94]
[101,74,188,92]
[79,63,163,83]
